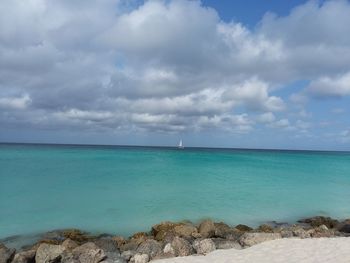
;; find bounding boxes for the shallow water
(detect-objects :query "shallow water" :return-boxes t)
[1,143,350,242]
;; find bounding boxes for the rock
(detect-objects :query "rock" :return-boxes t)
[12,250,36,263]
[35,243,66,263]
[198,220,215,238]
[136,239,162,259]
[234,224,252,232]
[152,222,178,241]
[112,237,126,249]
[0,243,16,263]
[257,224,274,233]
[119,240,139,252]
[61,239,79,250]
[338,219,350,233]
[298,216,339,229]
[279,229,294,238]
[62,229,90,244]
[170,237,194,257]
[121,250,136,261]
[173,224,198,238]
[163,243,175,257]
[72,242,107,263]
[239,232,281,247]
[130,253,149,263]
[193,239,216,255]
[292,227,311,239]
[101,252,126,263]
[211,238,241,250]
[93,238,119,253]
[213,222,231,238]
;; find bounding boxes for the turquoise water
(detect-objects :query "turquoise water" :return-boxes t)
[1,143,350,240]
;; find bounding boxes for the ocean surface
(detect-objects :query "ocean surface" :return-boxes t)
[1,143,350,244]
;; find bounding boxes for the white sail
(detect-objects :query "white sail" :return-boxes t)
[178,139,184,149]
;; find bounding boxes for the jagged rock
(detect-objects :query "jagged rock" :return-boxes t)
[257,224,274,233]
[298,216,339,229]
[119,240,139,252]
[0,243,16,263]
[170,237,194,257]
[173,224,198,238]
[234,224,252,232]
[35,243,66,263]
[239,232,282,247]
[193,239,216,254]
[61,239,79,250]
[152,222,178,241]
[130,253,149,263]
[12,250,36,263]
[198,220,215,238]
[211,238,241,250]
[121,250,136,261]
[93,238,119,253]
[136,239,162,259]
[72,242,107,263]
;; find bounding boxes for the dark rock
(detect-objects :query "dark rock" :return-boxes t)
[173,224,198,238]
[136,239,162,259]
[193,239,216,254]
[62,229,91,244]
[198,220,215,238]
[298,216,339,229]
[0,243,16,263]
[151,222,178,241]
[121,250,136,261]
[234,224,253,232]
[111,237,126,249]
[338,219,350,233]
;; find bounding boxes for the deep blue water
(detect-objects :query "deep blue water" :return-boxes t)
[1,143,350,242]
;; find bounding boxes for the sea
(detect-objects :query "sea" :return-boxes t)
[1,143,350,247]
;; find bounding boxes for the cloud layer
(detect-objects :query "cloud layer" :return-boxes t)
[1,0,350,147]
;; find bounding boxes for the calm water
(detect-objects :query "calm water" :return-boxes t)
[1,143,350,241]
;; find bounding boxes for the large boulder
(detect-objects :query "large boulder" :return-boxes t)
[136,239,162,259]
[192,239,216,255]
[35,243,66,263]
[0,243,16,263]
[198,220,215,238]
[239,232,281,247]
[61,239,79,251]
[152,222,178,241]
[170,237,194,257]
[120,250,136,262]
[72,242,107,263]
[298,216,339,229]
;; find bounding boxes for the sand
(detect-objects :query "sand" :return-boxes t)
[153,237,350,263]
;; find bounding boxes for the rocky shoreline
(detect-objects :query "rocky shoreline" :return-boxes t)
[1,216,350,263]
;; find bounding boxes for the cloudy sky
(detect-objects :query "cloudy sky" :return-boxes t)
[0,0,350,150]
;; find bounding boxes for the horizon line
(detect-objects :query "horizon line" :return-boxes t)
[1,141,349,153]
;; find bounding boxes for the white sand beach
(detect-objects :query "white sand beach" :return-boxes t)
[153,237,350,263]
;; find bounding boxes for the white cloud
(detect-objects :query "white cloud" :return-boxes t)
[0,95,31,109]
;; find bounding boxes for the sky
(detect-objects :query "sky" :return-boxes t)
[0,0,350,150]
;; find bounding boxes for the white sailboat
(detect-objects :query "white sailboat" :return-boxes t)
[178,139,184,149]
